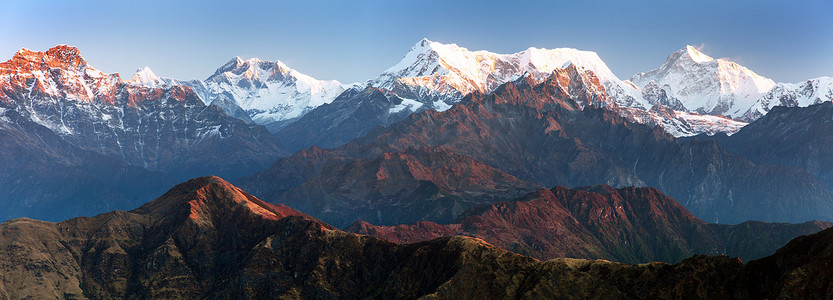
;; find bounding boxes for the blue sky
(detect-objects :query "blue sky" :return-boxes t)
[1,0,830,83]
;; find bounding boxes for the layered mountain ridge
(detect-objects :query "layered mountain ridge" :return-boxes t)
[242,66,833,226]
[698,102,833,193]
[2,176,832,299]
[0,45,287,221]
[349,185,831,264]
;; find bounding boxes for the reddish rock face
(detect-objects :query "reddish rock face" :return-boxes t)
[0,46,287,222]
[240,145,539,228]
[0,46,120,104]
[348,185,832,264]
[1,175,832,299]
[245,64,833,226]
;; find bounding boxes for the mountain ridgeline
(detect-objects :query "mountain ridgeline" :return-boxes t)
[240,65,833,226]
[696,102,833,193]
[348,185,831,264]
[0,46,287,221]
[1,177,832,299]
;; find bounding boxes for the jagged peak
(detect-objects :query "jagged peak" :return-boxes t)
[4,44,88,72]
[211,56,294,79]
[683,45,714,63]
[127,66,165,87]
[378,39,620,91]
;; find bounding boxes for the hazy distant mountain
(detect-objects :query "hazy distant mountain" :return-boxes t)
[700,102,833,193]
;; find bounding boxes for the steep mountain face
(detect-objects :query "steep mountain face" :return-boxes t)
[630,45,776,118]
[126,58,348,131]
[0,46,287,182]
[0,108,174,221]
[276,86,426,151]
[126,66,256,123]
[356,69,833,224]
[348,185,831,264]
[2,176,833,299]
[202,57,348,130]
[240,146,539,228]
[700,102,833,192]
[370,38,621,109]
[277,41,749,153]
[247,67,833,225]
[743,77,833,120]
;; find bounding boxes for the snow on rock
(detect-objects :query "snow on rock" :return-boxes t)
[203,57,348,126]
[675,111,747,136]
[366,39,754,137]
[127,66,166,88]
[389,97,423,114]
[743,77,833,120]
[630,45,776,118]
[369,39,642,110]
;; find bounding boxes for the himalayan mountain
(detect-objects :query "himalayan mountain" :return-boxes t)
[3,41,833,228]
[0,176,831,299]
[0,46,286,221]
[127,57,350,131]
[698,102,833,193]
[115,39,833,151]
[3,39,833,299]
[348,184,831,264]
[237,65,833,227]
[273,40,832,152]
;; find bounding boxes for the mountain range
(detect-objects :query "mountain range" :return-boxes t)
[697,102,833,194]
[1,176,831,299]
[110,39,833,145]
[4,41,833,227]
[348,184,831,264]
[0,46,286,221]
[2,40,833,299]
[239,65,833,226]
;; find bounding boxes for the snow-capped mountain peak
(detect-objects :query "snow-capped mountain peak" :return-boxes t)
[683,45,714,63]
[370,38,631,111]
[0,45,120,105]
[127,66,166,88]
[744,76,833,120]
[202,56,347,128]
[629,45,775,117]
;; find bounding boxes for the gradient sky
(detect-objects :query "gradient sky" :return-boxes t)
[1,0,830,84]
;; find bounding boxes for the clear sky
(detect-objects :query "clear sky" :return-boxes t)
[1,0,830,84]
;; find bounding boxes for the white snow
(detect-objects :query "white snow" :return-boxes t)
[674,111,747,136]
[371,39,628,101]
[203,57,348,124]
[630,45,776,118]
[744,77,833,120]
[432,100,453,112]
[389,98,423,113]
[127,66,165,88]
